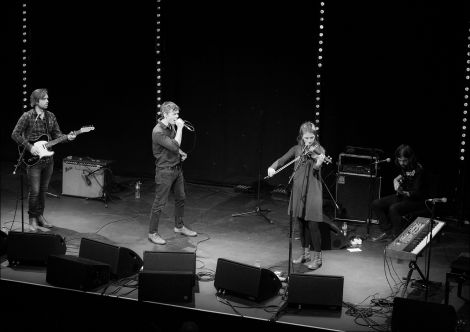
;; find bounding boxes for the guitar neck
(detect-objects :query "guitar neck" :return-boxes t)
[45,131,80,149]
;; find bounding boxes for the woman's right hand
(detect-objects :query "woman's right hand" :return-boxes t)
[267,167,276,178]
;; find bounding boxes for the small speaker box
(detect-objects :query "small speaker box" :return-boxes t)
[214,258,281,302]
[79,238,143,279]
[143,251,196,286]
[287,273,344,309]
[391,297,457,332]
[46,254,111,291]
[138,271,195,303]
[7,231,66,266]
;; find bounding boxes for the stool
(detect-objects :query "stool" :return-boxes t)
[445,253,470,305]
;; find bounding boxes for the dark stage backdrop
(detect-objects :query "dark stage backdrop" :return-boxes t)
[4,1,469,215]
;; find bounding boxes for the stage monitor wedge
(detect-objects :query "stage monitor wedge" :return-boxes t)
[46,254,111,291]
[79,238,143,279]
[214,258,281,302]
[7,231,66,266]
[143,250,196,286]
[287,273,344,309]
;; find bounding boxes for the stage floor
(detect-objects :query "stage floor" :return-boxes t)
[1,162,469,331]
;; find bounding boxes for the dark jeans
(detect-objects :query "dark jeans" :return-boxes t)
[26,159,54,218]
[371,194,425,237]
[297,218,322,252]
[149,167,185,233]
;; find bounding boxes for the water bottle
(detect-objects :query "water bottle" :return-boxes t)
[341,222,348,236]
[135,181,141,199]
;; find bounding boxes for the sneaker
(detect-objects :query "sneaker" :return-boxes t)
[148,233,166,245]
[174,225,197,237]
[37,215,53,228]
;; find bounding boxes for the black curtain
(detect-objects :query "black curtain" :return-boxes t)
[4,1,469,216]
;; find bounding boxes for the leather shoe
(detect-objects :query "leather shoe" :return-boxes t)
[174,225,197,237]
[148,233,166,245]
[29,217,38,232]
[372,232,390,242]
[37,215,53,228]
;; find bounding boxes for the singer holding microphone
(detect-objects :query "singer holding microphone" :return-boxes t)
[148,101,197,245]
[267,121,326,270]
[371,144,428,242]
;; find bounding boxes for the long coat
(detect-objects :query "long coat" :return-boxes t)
[270,144,324,222]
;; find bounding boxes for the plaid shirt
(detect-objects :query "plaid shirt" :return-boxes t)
[11,109,64,152]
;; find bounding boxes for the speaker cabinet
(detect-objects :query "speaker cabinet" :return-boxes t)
[46,254,111,291]
[214,258,281,302]
[79,238,143,279]
[287,273,344,309]
[392,297,457,332]
[143,251,196,286]
[62,158,105,198]
[139,271,195,303]
[335,173,381,223]
[320,222,348,250]
[7,231,66,266]
[138,251,196,303]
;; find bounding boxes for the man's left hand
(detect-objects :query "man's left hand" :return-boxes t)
[180,151,187,161]
[68,132,77,140]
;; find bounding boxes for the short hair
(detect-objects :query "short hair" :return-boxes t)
[30,88,48,107]
[158,101,180,117]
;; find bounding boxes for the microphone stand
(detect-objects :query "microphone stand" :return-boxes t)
[424,200,437,302]
[13,150,27,232]
[285,154,305,294]
[365,159,377,235]
[232,109,271,223]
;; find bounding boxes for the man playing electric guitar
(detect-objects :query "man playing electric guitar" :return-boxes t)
[370,144,428,241]
[11,88,76,231]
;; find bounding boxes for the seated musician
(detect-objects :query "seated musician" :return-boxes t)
[371,144,428,241]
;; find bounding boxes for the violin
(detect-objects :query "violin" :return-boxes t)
[302,143,333,164]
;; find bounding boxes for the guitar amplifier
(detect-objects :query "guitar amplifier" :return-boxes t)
[62,156,108,198]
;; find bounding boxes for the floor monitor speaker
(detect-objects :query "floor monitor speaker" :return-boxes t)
[79,238,143,279]
[46,254,111,291]
[214,258,281,302]
[391,297,457,332]
[320,222,348,250]
[143,250,196,286]
[138,270,194,303]
[287,273,344,309]
[7,231,66,266]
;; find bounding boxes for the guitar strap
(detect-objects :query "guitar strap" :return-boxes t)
[43,110,51,140]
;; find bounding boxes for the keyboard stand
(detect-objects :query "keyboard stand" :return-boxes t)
[401,260,441,297]
[402,261,426,297]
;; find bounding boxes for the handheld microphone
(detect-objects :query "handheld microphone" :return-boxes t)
[426,197,447,203]
[374,158,391,164]
[184,123,195,132]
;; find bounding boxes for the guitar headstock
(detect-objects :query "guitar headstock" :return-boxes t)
[78,126,95,133]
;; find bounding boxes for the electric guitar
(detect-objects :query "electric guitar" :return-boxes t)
[19,126,95,166]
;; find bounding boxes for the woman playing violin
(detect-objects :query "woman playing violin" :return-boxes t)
[267,121,327,270]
